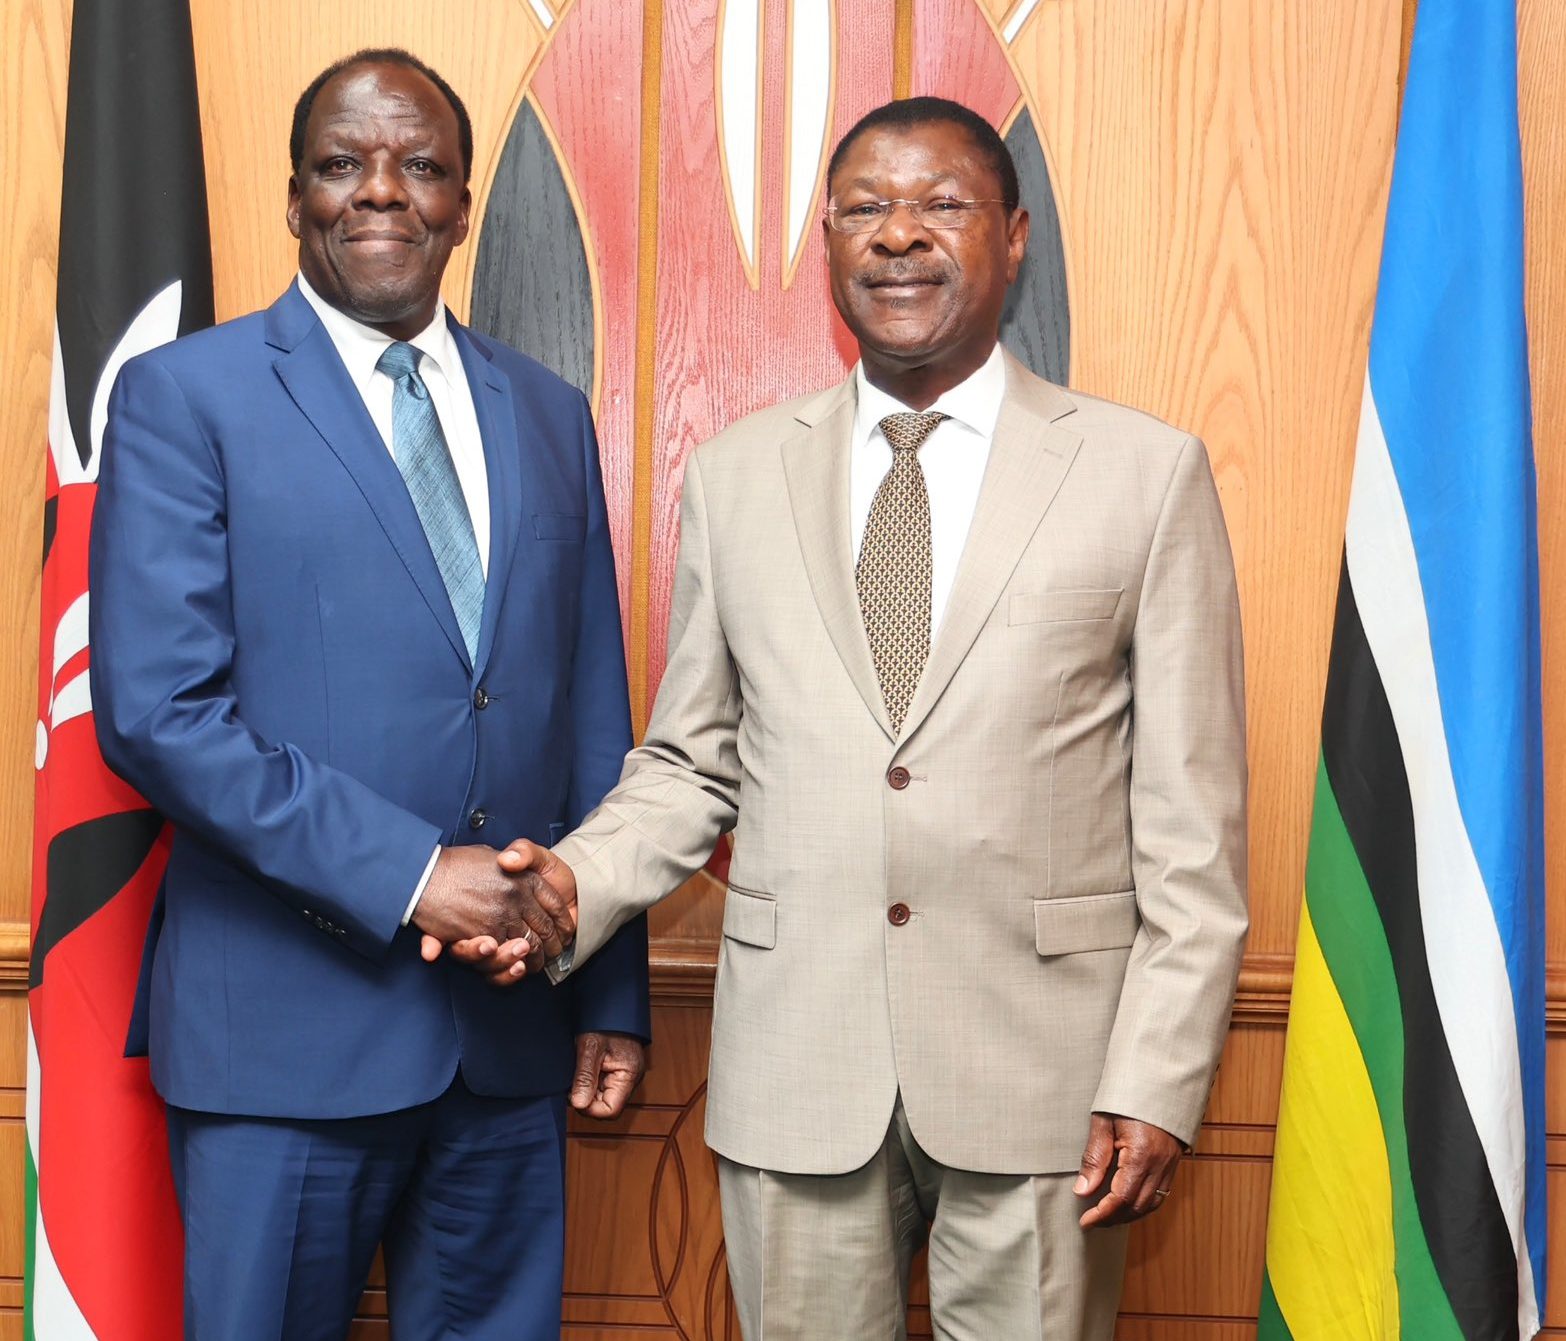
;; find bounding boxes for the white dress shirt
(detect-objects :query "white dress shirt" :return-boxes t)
[850,343,1006,633]
[296,272,491,925]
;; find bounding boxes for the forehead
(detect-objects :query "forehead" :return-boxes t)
[305,63,457,148]
[833,121,997,192]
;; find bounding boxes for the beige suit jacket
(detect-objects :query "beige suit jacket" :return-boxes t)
[553,354,1248,1176]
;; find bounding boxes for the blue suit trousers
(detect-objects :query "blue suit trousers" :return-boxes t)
[167,1077,567,1341]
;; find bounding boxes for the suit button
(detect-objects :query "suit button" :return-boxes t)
[887,766,911,790]
[473,687,489,710]
[888,903,910,926]
[468,808,488,830]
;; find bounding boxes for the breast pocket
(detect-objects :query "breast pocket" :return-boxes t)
[533,513,586,542]
[1009,588,1123,625]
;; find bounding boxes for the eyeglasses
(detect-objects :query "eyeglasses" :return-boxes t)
[823,196,1008,234]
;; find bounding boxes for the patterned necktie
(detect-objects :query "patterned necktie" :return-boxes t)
[377,341,484,662]
[856,410,947,733]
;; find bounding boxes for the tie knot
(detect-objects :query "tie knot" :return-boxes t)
[879,411,947,455]
[377,340,423,383]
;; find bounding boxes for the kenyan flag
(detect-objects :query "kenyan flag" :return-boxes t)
[28,1,212,1334]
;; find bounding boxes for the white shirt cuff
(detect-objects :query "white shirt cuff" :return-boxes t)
[402,846,442,926]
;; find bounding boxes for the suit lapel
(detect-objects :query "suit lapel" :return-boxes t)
[781,378,895,742]
[452,319,523,684]
[897,356,1082,744]
[266,286,470,668]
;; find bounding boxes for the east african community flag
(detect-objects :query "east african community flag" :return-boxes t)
[1260,0,1547,1338]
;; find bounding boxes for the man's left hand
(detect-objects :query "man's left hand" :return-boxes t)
[1074,1112,1183,1228]
[571,1032,646,1119]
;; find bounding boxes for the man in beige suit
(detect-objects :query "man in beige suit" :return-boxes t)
[437,96,1248,1339]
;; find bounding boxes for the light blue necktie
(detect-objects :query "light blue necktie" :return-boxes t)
[376,341,484,661]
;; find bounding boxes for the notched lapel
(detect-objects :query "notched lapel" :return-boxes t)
[781,387,894,741]
[454,324,523,683]
[898,363,1082,744]
[270,315,471,669]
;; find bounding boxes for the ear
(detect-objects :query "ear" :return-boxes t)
[453,185,473,248]
[286,176,302,240]
[1005,206,1031,285]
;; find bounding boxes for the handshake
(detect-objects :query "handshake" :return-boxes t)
[411,840,577,985]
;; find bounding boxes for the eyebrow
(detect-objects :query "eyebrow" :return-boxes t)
[838,171,963,192]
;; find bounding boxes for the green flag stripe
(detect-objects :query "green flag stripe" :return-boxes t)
[24,1138,36,1341]
[1259,1270,1296,1340]
[1304,754,1462,1340]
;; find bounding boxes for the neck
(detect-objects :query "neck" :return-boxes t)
[859,340,995,411]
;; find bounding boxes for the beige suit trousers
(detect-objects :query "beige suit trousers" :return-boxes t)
[717,1098,1129,1341]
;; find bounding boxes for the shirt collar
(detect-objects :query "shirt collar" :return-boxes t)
[853,342,1007,447]
[295,270,458,393]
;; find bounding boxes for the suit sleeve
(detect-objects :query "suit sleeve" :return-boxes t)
[550,447,743,978]
[560,390,652,1040]
[1090,434,1249,1147]
[88,355,441,961]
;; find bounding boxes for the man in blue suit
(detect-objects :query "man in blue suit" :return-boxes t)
[88,48,649,1340]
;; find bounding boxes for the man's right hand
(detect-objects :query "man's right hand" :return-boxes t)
[411,843,576,962]
[420,841,578,984]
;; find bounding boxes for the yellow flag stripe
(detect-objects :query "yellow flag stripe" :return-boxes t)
[1266,899,1399,1339]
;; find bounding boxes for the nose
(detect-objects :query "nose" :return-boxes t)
[353,155,409,209]
[870,202,931,254]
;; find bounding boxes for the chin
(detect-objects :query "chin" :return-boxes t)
[861,329,943,363]
[340,283,430,327]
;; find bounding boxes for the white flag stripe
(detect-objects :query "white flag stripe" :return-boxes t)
[51,593,89,684]
[26,1021,100,1340]
[50,671,92,733]
[1344,378,1539,1336]
[88,280,184,475]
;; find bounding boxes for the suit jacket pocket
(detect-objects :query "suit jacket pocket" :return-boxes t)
[1034,890,1139,956]
[723,885,777,949]
[1009,588,1123,625]
[533,513,587,541]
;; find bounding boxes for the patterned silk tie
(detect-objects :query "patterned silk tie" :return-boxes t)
[377,341,485,662]
[856,410,948,733]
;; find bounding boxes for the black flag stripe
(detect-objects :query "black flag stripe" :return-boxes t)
[56,0,213,467]
[1321,561,1518,1341]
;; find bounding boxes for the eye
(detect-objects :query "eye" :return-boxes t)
[923,196,966,214]
[321,155,358,174]
[842,202,884,219]
[406,158,441,176]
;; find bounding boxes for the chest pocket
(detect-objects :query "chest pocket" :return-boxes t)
[533,513,586,542]
[1009,588,1123,625]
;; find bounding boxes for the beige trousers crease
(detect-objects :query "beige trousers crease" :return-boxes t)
[717,1100,1129,1341]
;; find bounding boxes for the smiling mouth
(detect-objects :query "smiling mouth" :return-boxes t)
[862,273,943,289]
[344,234,420,246]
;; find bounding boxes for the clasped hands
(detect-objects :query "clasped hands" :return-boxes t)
[414,841,640,1117]
[412,840,576,980]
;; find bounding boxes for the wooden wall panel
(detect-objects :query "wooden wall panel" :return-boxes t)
[1520,0,1566,972]
[1009,0,1402,958]
[1,0,1562,1335]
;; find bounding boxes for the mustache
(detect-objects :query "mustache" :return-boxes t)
[855,264,949,288]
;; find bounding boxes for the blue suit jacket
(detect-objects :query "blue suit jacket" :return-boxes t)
[89,284,650,1119]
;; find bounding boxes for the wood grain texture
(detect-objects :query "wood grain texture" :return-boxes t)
[529,0,647,645]
[1519,0,1566,973]
[470,98,597,398]
[1001,113,1071,383]
[185,0,547,325]
[0,0,69,930]
[2,0,1565,1332]
[1010,0,1402,957]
